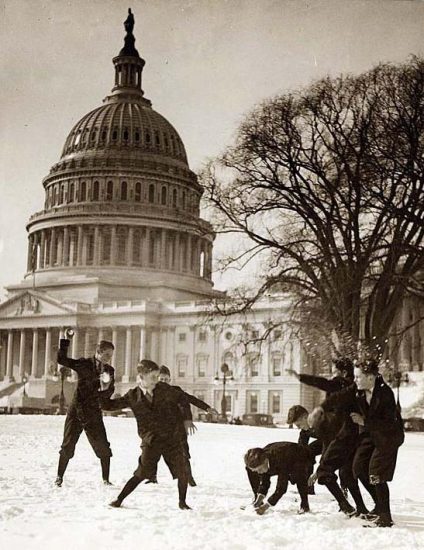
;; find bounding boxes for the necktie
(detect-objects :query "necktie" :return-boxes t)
[145,391,153,403]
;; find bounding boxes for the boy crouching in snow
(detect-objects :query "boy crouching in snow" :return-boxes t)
[244,442,314,515]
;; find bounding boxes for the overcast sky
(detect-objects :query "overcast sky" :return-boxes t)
[1,0,423,298]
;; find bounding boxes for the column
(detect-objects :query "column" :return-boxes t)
[112,328,118,368]
[139,326,146,362]
[174,232,180,272]
[19,330,26,380]
[81,226,88,265]
[44,328,52,377]
[84,328,91,356]
[49,227,56,267]
[40,230,46,269]
[31,329,39,379]
[142,227,150,266]
[127,227,134,266]
[159,328,168,366]
[123,327,132,382]
[63,226,70,266]
[161,229,167,269]
[110,226,117,265]
[150,329,158,362]
[27,235,33,272]
[98,328,104,342]
[166,327,176,373]
[187,234,192,273]
[57,229,63,265]
[94,226,101,265]
[76,225,83,266]
[6,330,14,381]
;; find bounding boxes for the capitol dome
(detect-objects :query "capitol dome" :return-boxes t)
[23,12,217,303]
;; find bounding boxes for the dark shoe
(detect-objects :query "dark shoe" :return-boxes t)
[339,502,356,517]
[145,477,158,484]
[179,501,192,510]
[109,499,122,508]
[103,480,113,486]
[363,514,393,528]
[360,507,378,521]
[55,477,63,487]
[188,476,197,487]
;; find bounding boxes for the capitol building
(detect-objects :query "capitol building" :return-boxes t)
[0,14,422,420]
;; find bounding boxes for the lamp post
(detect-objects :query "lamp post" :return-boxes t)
[22,374,28,397]
[214,363,234,423]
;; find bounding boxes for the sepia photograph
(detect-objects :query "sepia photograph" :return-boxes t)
[0,1,423,548]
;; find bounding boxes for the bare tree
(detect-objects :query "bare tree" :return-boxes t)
[201,57,424,358]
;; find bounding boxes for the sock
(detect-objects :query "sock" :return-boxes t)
[57,455,69,479]
[375,483,391,519]
[101,457,110,481]
[325,480,352,509]
[178,478,188,504]
[117,476,143,503]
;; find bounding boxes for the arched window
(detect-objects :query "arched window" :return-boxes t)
[135,129,140,143]
[59,185,64,205]
[101,129,107,142]
[112,128,118,141]
[86,228,95,265]
[148,184,155,203]
[145,130,151,144]
[161,186,167,206]
[134,182,142,202]
[92,181,100,201]
[106,181,113,201]
[54,185,59,205]
[172,189,177,207]
[123,129,129,142]
[182,190,186,209]
[79,181,87,202]
[121,181,128,201]
[155,131,160,146]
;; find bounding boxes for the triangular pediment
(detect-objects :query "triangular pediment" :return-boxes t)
[0,291,76,319]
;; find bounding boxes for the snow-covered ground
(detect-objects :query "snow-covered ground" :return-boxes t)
[0,416,423,550]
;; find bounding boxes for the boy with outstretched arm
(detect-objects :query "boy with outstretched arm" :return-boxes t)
[103,359,195,510]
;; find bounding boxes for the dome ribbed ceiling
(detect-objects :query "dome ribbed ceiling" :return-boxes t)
[61,101,188,164]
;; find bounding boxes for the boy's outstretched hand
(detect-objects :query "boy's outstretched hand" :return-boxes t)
[184,420,197,435]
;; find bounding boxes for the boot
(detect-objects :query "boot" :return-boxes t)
[364,512,393,528]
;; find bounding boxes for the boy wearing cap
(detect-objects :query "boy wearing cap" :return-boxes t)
[243,442,313,515]
[55,334,115,487]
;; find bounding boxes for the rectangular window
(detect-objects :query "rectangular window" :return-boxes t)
[250,357,259,377]
[250,393,258,413]
[178,333,186,342]
[197,356,207,377]
[251,330,259,339]
[198,331,207,342]
[272,393,280,414]
[272,356,282,376]
[177,357,187,377]
[273,329,282,340]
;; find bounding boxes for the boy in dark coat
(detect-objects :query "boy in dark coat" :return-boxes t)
[312,360,404,527]
[243,442,314,515]
[56,334,115,486]
[288,404,368,515]
[154,365,218,486]
[104,360,195,510]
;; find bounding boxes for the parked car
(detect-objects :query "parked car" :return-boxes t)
[404,417,424,432]
[241,413,276,427]
[197,411,218,423]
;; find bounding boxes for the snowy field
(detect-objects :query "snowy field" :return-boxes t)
[0,416,423,550]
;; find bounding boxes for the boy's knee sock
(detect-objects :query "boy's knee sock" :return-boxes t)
[117,476,143,503]
[101,457,110,481]
[178,478,188,504]
[375,483,391,518]
[57,455,70,479]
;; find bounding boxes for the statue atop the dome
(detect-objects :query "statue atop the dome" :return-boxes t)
[124,8,134,35]
[119,8,139,57]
